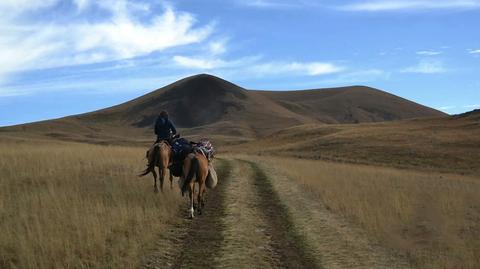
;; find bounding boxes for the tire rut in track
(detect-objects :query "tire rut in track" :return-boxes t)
[142,159,232,269]
[247,161,320,269]
[255,158,412,269]
[216,159,284,268]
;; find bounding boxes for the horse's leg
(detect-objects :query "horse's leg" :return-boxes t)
[189,183,195,219]
[193,183,197,210]
[159,167,165,193]
[197,183,206,215]
[202,187,207,208]
[169,170,173,190]
[193,183,198,211]
[152,167,158,193]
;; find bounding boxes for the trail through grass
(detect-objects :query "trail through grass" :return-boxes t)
[257,156,480,269]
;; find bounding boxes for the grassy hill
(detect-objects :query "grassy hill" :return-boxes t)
[0,74,445,146]
[225,109,480,175]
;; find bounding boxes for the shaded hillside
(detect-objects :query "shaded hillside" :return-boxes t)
[454,109,480,121]
[84,74,444,130]
[0,74,446,144]
[225,110,480,175]
[256,86,443,123]
[85,74,249,128]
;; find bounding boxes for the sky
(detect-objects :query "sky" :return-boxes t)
[0,0,479,126]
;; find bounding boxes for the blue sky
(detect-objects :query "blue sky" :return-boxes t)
[1,0,479,126]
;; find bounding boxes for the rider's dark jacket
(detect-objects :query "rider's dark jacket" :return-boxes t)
[154,116,177,141]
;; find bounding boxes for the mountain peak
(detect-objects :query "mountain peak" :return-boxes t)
[26,75,445,140]
[172,73,245,95]
[185,73,223,81]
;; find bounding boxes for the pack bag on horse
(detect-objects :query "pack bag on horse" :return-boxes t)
[193,139,217,189]
[139,110,178,193]
[169,137,193,178]
[179,138,217,218]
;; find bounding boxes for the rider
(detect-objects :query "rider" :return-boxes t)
[154,110,177,144]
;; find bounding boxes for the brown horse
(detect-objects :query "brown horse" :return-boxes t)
[179,152,209,218]
[139,141,174,193]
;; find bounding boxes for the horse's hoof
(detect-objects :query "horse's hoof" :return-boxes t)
[154,188,159,193]
[189,208,195,219]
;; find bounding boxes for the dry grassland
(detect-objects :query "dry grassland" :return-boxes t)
[260,156,480,269]
[2,135,479,269]
[226,116,480,176]
[0,140,181,268]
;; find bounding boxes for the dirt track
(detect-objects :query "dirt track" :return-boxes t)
[142,157,412,269]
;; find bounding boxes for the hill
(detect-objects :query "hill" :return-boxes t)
[255,85,443,123]
[225,109,480,175]
[0,74,446,145]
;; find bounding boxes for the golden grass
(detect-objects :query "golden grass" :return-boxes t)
[261,156,480,269]
[0,140,181,268]
[226,117,480,176]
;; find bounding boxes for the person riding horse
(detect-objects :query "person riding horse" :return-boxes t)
[139,110,177,192]
[155,110,177,144]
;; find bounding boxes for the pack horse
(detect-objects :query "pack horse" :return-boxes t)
[179,139,216,218]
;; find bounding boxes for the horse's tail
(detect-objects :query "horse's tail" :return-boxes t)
[139,145,160,177]
[182,156,198,194]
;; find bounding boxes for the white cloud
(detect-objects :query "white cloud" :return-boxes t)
[416,50,442,56]
[242,0,280,7]
[0,0,60,15]
[172,55,264,70]
[236,0,299,8]
[172,54,344,78]
[208,39,228,55]
[0,87,27,97]
[0,73,188,97]
[401,59,446,74]
[438,106,456,111]
[73,7,213,59]
[407,104,478,113]
[319,69,390,85]
[463,104,480,109]
[252,62,344,76]
[73,0,90,10]
[468,49,480,54]
[173,56,227,69]
[0,1,213,80]
[340,0,480,11]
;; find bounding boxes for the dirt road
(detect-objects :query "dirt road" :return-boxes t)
[142,157,411,269]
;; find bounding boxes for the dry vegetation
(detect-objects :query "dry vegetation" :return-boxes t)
[0,139,182,268]
[1,110,478,268]
[259,156,480,269]
[227,114,480,176]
